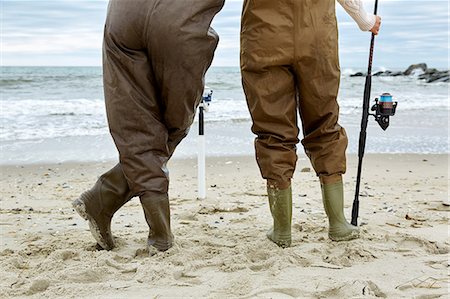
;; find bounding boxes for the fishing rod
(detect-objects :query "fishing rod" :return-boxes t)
[351,0,398,226]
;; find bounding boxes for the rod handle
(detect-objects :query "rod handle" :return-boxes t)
[351,198,359,226]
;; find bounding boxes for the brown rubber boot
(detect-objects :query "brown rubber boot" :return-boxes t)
[140,192,174,253]
[72,164,133,250]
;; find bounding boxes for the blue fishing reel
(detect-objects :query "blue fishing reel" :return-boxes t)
[200,88,213,112]
[198,87,213,136]
[370,93,397,130]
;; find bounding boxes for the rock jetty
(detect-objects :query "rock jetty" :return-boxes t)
[350,63,449,83]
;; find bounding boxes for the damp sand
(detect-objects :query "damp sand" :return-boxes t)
[0,154,449,298]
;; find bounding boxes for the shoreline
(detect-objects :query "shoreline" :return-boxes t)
[1,152,448,167]
[1,153,449,298]
[2,108,449,165]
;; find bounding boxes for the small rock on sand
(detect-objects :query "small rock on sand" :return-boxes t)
[28,279,50,294]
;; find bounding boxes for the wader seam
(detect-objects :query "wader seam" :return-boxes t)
[143,0,158,48]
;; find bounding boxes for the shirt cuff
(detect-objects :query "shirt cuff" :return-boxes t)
[356,13,376,32]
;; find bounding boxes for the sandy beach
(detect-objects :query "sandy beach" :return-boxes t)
[0,153,449,298]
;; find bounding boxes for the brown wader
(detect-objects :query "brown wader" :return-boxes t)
[73,0,224,252]
[241,0,358,246]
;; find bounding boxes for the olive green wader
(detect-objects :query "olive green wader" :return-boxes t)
[73,0,224,252]
[240,0,358,246]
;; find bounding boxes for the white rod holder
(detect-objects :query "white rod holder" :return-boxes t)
[197,105,206,199]
[198,135,206,199]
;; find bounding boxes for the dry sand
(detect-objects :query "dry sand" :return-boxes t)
[0,154,449,298]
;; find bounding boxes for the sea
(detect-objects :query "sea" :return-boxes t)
[1,66,449,165]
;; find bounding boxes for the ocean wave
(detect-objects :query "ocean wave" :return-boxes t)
[1,67,448,144]
[0,78,36,86]
[0,122,109,142]
[48,112,94,116]
[1,98,105,117]
[205,81,241,90]
[341,68,356,76]
[49,112,76,116]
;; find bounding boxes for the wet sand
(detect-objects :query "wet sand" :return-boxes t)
[0,154,449,298]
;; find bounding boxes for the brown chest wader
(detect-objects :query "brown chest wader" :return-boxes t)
[74,0,224,252]
[241,0,358,246]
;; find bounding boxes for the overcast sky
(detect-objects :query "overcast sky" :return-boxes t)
[2,0,449,69]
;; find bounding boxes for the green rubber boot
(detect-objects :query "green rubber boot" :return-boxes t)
[266,185,292,248]
[321,181,359,241]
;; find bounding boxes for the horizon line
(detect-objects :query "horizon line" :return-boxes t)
[2,64,447,69]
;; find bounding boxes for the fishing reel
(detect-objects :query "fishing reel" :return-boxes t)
[370,93,397,130]
[200,88,213,112]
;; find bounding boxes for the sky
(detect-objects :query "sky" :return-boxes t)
[1,0,449,69]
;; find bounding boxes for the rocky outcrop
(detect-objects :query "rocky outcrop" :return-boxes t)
[373,70,403,77]
[350,72,365,77]
[418,69,450,83]
[403,63,428,76]
[349,63,449,83]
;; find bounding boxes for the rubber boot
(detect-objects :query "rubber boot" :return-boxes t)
[140,192,174,253]
[321,181,359,241]
[72,164,133,250]
[266,185,292,248]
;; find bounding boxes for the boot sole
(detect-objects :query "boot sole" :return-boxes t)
[269,239,291,248]
[72,197,110,250]
[267,230,291,248]
[329,229,360,242]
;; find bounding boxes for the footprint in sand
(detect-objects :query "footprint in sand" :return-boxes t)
[316,280,386,298]
[425,260,449,270]
[391,235,449,255]
[217,275,255,297]
[9,256,30,270]
[242,287,306,299]
[247,259,275,272]
[177,211,199,223]
[322,244,377,267]
[102,258,137,274]
[198,205,249,215]
[57,267,105,283]
[112,253,133,263]
[173,270,202,286]
[47,249,79,261]
[27,279,50,295]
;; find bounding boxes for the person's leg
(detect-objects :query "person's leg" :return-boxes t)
[149,0,225,157]
[73,0,155,250]
[241,0,297,247]
[140,192,173,253]
[137,0,224,252]
[294,0,358,241]
[103,0,174,251]
[73,164,133,250]
[104,0,169,196]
